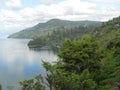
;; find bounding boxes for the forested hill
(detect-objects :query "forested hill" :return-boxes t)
[92,16,120,46]
[8,19,102,39]
[28,16,120,51]
[28,26,96,50]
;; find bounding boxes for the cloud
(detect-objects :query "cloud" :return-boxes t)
[91,0,120,3]
[0,0,6,2]
[97,7,120,21]
[31,0,96,21]
[37,0,54,4]
[0,9,24,29]
[0,0,97,31]
[0,0,3,1]
[5,0,22,10]
[60,0,96,15]
[0,0,120,37]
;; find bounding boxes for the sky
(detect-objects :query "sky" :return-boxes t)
[0,0,120,38]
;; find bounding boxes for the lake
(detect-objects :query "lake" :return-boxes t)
[0,39,58,90]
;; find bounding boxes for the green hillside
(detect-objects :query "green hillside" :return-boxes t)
[28,25,99,51]
[28,16,120,51]
[8,19,102,39]
[92,16,120,46]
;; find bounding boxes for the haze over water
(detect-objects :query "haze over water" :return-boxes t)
[0,39,57,90]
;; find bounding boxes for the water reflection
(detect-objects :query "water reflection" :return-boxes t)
[0,39,57,90]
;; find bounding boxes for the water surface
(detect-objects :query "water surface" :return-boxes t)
[0,39,57,90]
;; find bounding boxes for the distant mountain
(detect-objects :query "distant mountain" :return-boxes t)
[8,19,102,39]
[27,16,120,51]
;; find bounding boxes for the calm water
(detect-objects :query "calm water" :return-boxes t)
[0,39,57,90]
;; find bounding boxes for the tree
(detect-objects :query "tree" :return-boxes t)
[79,69,97,90]
[0,84,2,90]
[33,75,45,90]
[58,35,103,75]
[113,41,120,89]
[42,36,104,90]
[43,61,97,90]
[19,75,45,90]
[19,79,34,90]
[7,86,14,90]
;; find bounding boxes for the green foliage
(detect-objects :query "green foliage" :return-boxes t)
[91,16,120,89]
[43,61,97,90]
[28,25,97,51]
[98,39,120,89]
[19,79,34,90]
[41,35,105,90]
[19,28,120,90]
[34,75,45,90]
[7,86,14,90]
[0,84,2,90]
[79,69,97,90]
[58,35,103,75]
[93,16,120,47]
[28,37,47,48]
[19,75,45,90]
[41,25,120,90]
[113,41,120,89]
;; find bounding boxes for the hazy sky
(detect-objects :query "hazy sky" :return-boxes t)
[0,0,120,37]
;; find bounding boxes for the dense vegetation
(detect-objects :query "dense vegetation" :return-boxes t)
[8,19,101,39]
[0,16,119,90]
[28,26,96,51]
[28,17,120,52]
[18,35,120,90]
[93,16,120,46]
[19,16,120,90]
